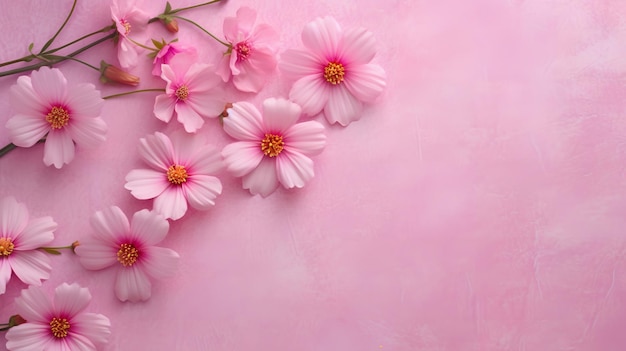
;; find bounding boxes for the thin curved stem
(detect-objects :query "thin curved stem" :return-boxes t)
[127,37,157,51]
[170,0,223,14]
[0,143,17,158]
[47,56,99,71]
[46,24,116,54]
[172,15,230,47]
[40,0,78,53]
[103,88,165,100]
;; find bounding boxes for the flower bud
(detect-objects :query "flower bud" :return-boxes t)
[71,240,80,253]
[99,61,140,86]
[163,18,179,33]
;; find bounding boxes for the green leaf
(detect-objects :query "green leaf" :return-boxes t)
[28,43,34,51]
[165,2,172,14]
[41,248,62,255]
[151,38,164,49]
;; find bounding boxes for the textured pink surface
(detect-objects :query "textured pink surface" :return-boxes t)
[1,0,626,350]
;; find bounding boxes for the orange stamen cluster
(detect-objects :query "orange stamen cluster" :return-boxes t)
[324,62,345,85]
[261,133,284,157]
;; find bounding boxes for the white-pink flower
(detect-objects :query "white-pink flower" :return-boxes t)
[154,54,225,133]
[0,197,56,295]
[152,42,197,76]
[222,98,326,197]
[279,17,387,126]
[75,207,179,302]
[5,283,110,350]
[111,0,149,68]
[216,7,279,93]
[124,132,223,220]
[5,67,107,168]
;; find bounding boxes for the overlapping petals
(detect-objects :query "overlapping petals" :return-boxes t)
[111,0,149,68]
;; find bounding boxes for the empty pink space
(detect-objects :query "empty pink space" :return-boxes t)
[1,0,626,350]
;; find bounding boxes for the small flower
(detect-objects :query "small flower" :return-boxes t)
[154,55,224,132]
[216,7,279,93]
[279,17,386,126]
[125,132,224,220]
[75,207,180,302]
[111,0,149,68]
[99,60,140,86]
[0,197,56,295]
[5,67,107,168]
[222,98,326,197]
[151,42,197,77]
[5,283,110,350]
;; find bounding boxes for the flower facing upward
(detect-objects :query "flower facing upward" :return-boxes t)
[5,283,111,350]
[125,132,224,220]
[5,67,107,168]
[154,54,224,133]
[75,207,180,302]
[222,98,326,197]
[151,42,196,76]
[111,0,149,68]
[279,17,387,126]
[216,7,279,93]
[0,197,56,295]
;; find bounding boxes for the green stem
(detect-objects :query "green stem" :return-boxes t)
[0,143,17,158]
[46,24,116,54]
[103,88,165,100]
[127,37,157,51]
[172,15,230,47]
[170,0,223,14]
[39,0,78,53]
[0,56,35,68]
[47,56,99,71]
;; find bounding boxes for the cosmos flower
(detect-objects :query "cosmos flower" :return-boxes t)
[151,42,197,77]
[75,207,179,302]
[216,7,279,93]
[5,67,107,168]
[111,0,149,68]
[125,132,224,220]
[5,283,111,350]
[222,98,326,197]
[0,197,56,295]
[279,17,386,126]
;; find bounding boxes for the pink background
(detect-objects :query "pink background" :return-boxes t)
[2,0,626,350]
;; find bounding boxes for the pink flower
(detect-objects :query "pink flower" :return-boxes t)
[5,283,110,350]
[0,197,56,295]
[124,132,224,220]
[111,0,149,68]
[5,67,107,168]
[151,42,197,76]
[279,17,387,126]
[216,7,279,93]
[222,98,326,197]
[75,207,179,302]
[154,55,225,133]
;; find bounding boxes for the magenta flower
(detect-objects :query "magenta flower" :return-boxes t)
[152,42,197,76]
[222,98,326,197]
[0,197,56,295]
[5,283,110,350]
[75,207,179,302]
[125,132,224,220]
[5,67,107,168]
[111,0,149,68]
[154,55,225,133]
[216,7,279,93]
[279,17,387,126]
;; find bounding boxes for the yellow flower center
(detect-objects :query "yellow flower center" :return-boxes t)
[261,133,284,157]
[324,62,345,85]
[175,85,189,100]
[167,165,188,185]
[50,317,70,338]
[120,19,131,35]
[0,237,14,256]
[45,106,70,129]
[117,243,139,267]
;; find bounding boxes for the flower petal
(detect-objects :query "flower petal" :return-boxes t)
[5,323,52,351]
[323,84,364,126]
[0,196,29,238]
[153,187,188,221]
[65,83,104,119]
[186,94,224,120]
[125,169,170,200]
[250,24,279,48]
[338,27,377,65]
[75,240,118,271]
[153,94,176,123]
[276,150,315,189]
[30,67,67,105]
[71,313,111,347]
[9,251,52,286]
[261,98,301,134]
[53,282,91,317]
[5,114,49,148]
[115,266,152,302]
[288,75,331,117]
[174,102,205,133]
[344,63,386,102]
[138,132,175,171]
[14,284,54,323]
[43,129,75,169]
[0,258,11,295]
[14,216,56,250]
[186,143,224,175]
[184,175,222,209]
[301,17,342,60]
[224,6,257,41]
[232,49,277,93]
[279,49,323,81]
[242,157,279,197]
[222,141,263,177]
[223,101,265,141]
[129,209,169,246]
[90,206,130,244]
[184,63,222,92]
[284,121,326,156]
[141,246,179,280]
[118,37,139,69]
[66,116,107,148]
[9,76,47,116]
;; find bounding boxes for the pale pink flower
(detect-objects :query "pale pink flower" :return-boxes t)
[111,0,149,68]
[125,132,223,220]
[152,42,197,76]
[222,98,326,197]
[154,54,224,133]
[0,197,56,295]
[5,283,110,350]
[216,7,279,93]
[75,207,179,302]
[279,17,387,126]
[5,67,107,168]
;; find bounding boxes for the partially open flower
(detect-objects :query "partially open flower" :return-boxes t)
[162,17,179,33]
[99,61,140,86]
